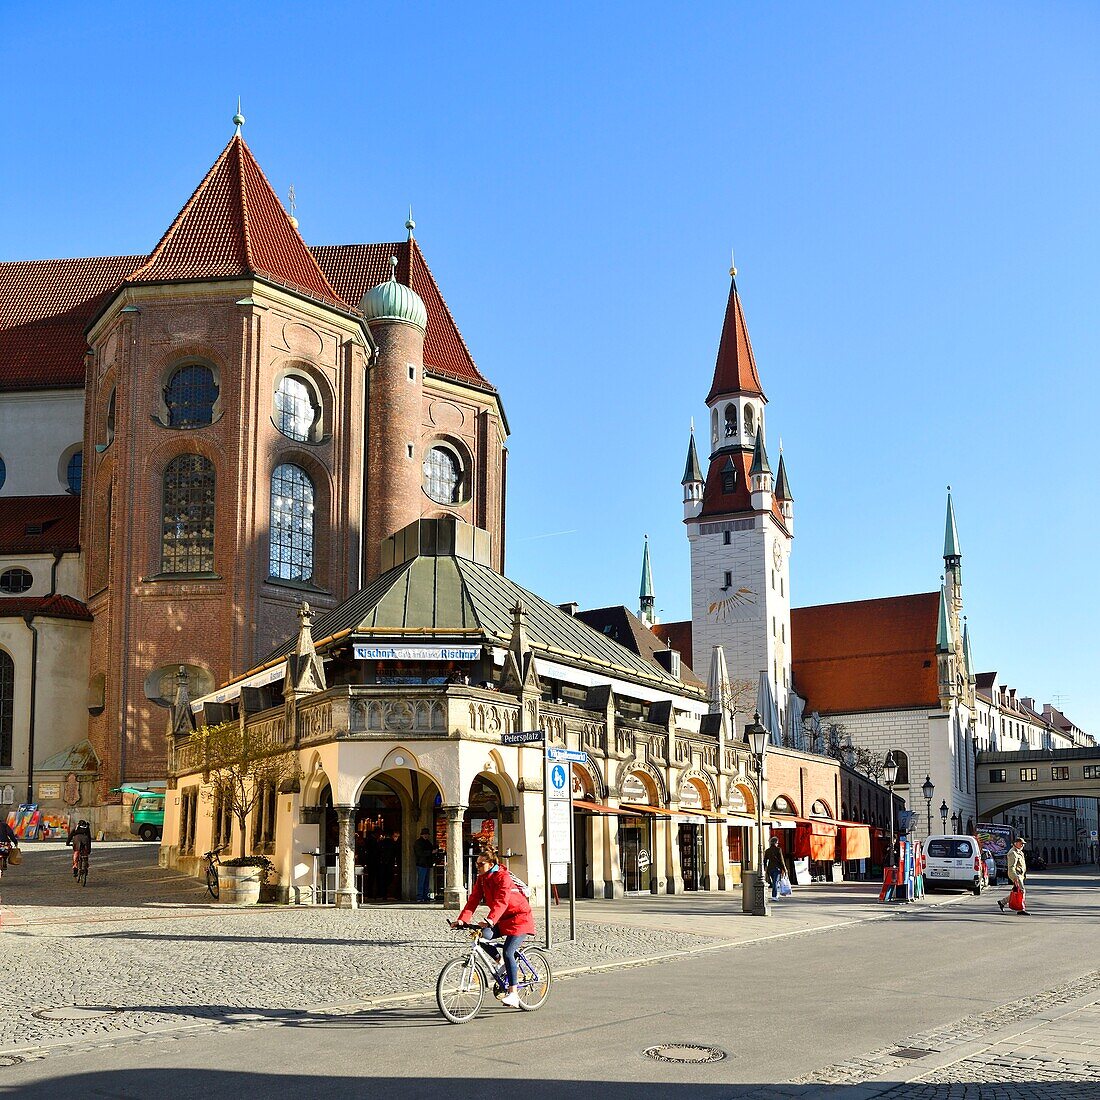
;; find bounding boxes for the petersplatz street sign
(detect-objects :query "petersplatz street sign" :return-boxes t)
[501,730,545,745]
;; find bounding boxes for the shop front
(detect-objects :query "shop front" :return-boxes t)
[618,771,664,894]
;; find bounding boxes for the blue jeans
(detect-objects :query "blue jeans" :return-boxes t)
[481,929,525,989]
[767,866,782,898]
[416,865,431,901]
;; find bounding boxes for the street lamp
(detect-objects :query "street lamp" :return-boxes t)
[951,812,959,834]
[746,713,769,917]
[921,775,935,837]
[940,799,949,833]
[884,751,899,870]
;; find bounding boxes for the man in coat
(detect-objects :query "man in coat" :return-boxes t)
[998,836,1029,915]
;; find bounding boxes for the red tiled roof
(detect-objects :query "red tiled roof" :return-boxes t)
[0,495,81,554]
[698,448,789,529]
[791,593,941,714]
[127,135,347,310]
[0,256,140,390]
[707,277,765,404]
[313,239,493,391]
[0,593,92,623]
[650,619,693,665]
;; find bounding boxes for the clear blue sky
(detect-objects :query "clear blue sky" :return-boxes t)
[3,4,1098,729]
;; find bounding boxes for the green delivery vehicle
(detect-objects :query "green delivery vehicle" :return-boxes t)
[124,787,166,841]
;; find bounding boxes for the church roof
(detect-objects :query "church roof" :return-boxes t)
[681,432,703,485]
[706,277,765,404]
[0,495,81,554]
[126,135,347,311]
[698,447,789,529]
[791,592,942,714]
[0,593,92,623]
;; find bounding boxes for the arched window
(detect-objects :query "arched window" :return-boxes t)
[0,454,5,492]
[724,404,737,438]
[106,389,116,446]
[888,749,910,785]
[165,364,218,428]
[270,463,315,581]
[66,449,83,495]
[161,454,216,574]
[423,446,462,505]
[744,404,755,438]
[0,568,32,594]
[0,650,13,767]
[274,375,321,442]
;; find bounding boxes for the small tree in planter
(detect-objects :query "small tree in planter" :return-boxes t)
[194,721,300,901]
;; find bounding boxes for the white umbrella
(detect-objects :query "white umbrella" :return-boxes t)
[707,645,732,751]
[785,689,806,751]
[756,670,782,747]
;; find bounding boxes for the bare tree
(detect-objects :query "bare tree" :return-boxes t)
[194,721,301,860]
[855,747,886,782]
[721,677,759,739]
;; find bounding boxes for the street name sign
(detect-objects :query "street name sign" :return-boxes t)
[501,730,545,746]
[547,747,588,764]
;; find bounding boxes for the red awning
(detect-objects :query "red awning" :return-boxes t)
[839,824,871,860]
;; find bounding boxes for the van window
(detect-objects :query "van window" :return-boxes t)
[928,839,972,858]
[133,797,163,814]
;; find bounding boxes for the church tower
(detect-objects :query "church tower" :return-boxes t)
[685,260,793,720]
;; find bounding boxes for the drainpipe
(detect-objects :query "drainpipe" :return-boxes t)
[22,613,39,804]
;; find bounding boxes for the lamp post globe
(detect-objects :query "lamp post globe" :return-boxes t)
[884,751,899,787]
[940,799,949,832]
[921,775,935,838]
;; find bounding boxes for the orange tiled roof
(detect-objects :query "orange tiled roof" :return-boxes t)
[791,593,941,713]
[0,495,81,554]
[127,135,347,311]
[707,278,765,404]
[0,593,92,622]
[650,619,693,665]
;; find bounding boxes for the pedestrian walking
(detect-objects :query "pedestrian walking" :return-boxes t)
[998,836,1030,915]
[414,827,437,902]
[763,836,788,899]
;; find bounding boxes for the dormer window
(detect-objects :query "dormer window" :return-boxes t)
[721,457,737,494]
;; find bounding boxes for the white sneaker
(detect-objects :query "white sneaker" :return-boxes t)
[500,991,521,1008]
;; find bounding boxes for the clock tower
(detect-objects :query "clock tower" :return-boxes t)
[683,261,794,721]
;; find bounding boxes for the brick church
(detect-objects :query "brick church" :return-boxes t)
[0,119,508,826]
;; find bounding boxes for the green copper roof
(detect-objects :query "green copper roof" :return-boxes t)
[360,262,428,331]
[944,490,961,559]
[774,454,792,501]
[639,537,654,601]
[936,586,951,653]
[962,620,974,679]
[749,426,772,477]
[681,432,703,485]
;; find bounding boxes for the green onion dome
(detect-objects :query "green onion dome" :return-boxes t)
[360,257,427,332]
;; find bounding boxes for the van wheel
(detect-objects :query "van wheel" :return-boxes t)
[138,825,156,842]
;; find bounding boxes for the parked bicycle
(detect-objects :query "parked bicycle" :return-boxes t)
[436,922,552,1024]
[203,845,226,899]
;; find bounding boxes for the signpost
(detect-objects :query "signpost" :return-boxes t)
[501,731,546,746]
[543,745,587,949]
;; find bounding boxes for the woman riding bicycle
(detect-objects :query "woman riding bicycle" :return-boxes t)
[451,845,534,1009]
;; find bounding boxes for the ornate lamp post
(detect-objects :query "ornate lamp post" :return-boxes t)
[951,811,959,834]
[884,751,899,869]
[746,713,769,917]
[921,775,935,838]
[940,799,949,834]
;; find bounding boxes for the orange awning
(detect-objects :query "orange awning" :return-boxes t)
[618,803,672,818]
[840,824,871,860]
[573,799,635,817]
[678,807,727,822]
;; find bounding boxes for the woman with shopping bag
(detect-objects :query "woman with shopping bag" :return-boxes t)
[998,837,1030,915]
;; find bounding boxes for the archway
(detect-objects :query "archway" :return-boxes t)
[618,769,660,894]
[677,776,713,891]
[464,774,505,890]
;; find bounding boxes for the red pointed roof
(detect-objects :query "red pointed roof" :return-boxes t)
[706,278,765,404]
[127,135,348,311]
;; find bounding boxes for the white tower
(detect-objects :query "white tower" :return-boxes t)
[686,261,794,723]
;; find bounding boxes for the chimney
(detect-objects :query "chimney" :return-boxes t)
[558,602,579,616]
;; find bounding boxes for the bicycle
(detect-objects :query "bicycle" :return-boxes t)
[74,847,89,887]
[435,922,552,1024]
[203,845,226,899]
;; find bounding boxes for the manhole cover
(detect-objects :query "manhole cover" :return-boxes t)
[891,1047,936,1060]
[33,1006,122,1022]
[0,1055,24,1068]
[643,1044,727,1064]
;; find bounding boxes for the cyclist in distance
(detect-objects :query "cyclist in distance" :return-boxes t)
[67,819,93,877]
[0,815,18,875]
[450,844,535,1008]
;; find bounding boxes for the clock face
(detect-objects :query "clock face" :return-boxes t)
[772,541,784,569]
[708,585,757,623]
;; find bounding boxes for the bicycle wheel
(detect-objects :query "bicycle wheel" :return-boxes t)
[206,864,219,899]
[515,946,552,1011]
[78,855,88,887]
[436,957,485,1024]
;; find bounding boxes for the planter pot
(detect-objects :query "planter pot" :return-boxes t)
[217,865,264,905]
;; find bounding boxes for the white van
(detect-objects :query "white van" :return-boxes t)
[924,834,985,894]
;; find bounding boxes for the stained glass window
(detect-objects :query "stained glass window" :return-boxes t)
[274,376,318,442]
[0,650,13,767]
[270,463,314,581]
[165,364,218,428]
[423,446,461,505]
[161,454,216,574]
[66,450,83,494]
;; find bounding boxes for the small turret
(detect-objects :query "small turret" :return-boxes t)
[749,426,773,509]
[775,453,794,533]
[639,535,656,628]
[681,428,704,520]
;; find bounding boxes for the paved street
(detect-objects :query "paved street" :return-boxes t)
[0,843,1097,1098]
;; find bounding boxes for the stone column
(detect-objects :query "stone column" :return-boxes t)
[334,805,357,910]
[663,817,684,894]
[443,804,468,910]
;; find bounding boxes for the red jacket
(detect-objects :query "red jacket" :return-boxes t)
[457,867,535,935]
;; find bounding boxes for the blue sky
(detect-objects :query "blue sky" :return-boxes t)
[3,4,1098,729]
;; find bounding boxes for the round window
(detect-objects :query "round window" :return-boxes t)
[0,567,33,594]
[274,375,320,442]
[422,446,462,505]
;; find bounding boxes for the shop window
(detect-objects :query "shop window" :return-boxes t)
[0,650,13,768]
[165,364,218,428]
[270,463,315,582]
[252,782,277,851]
[180,788,198,854]
[161,455,216,574]
[0,568,32,594]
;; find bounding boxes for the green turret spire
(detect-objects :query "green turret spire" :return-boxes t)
[775,454,793,501]
[944,487,961,560]
[962,618,974,681]
[936,586,951,653]
[681,430,703,486]
[639,535,656,627]
[749,426,771,477]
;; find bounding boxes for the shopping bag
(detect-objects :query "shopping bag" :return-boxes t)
[5,847,21,866]
[777,873,792,897]
[1007,884,1025,912]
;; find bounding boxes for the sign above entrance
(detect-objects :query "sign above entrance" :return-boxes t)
[547,747,588,764]
[353,644,481,662]
[501,730,545,746]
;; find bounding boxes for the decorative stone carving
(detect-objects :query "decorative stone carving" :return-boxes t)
[352,697,446,734]
[281,321,325,359]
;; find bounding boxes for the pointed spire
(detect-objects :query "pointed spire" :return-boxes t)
[775,454,793,501]
[406,206,416,240]
[639,535,654,601]
[962,617,974,680]
[937,586,951,653]
[749,426,772,477]
[681,429,704,485]
[707,265,765,404]
[286,601,327,695]
[944,486,962,560]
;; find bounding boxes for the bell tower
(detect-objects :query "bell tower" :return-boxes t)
[685,259,793,721]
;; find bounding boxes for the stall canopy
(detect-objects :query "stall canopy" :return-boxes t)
[838,822,871,860]
[794,819,838,861]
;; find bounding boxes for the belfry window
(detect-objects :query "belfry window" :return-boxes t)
[744,405,755,438]
[161,454,216,574]
[423,446,462,505]
[274,375,320,442]
[724,404,737,438]
[270,463,315,582]
[165,364,218,429]
[0,650,13,767]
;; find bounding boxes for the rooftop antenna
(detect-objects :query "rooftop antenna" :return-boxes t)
[232,97,245,136]
[406,205,416,241]
[287,184,299,230]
